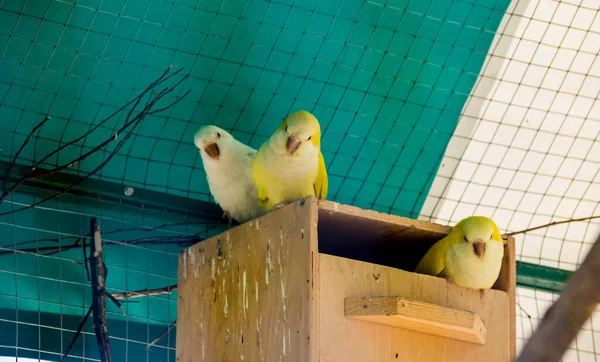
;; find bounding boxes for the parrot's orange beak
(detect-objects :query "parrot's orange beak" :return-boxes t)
[286,136,301,153]
[204,142,220,159]
[473,241,485,258]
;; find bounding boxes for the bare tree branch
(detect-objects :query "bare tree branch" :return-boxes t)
[148,321,176,349]
[60,306,93,362]
[0,66,190,215]
[89,218,112,362]
[112,284,178,300]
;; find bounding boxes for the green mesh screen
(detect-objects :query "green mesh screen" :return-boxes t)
[0,0,509,218]
[0,0,512,360]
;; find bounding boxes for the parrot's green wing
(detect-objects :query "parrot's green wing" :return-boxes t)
[414,235,458,276]
[313,152,328,200]
[251,154,271,209]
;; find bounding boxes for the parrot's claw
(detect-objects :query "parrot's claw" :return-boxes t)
[444,276,453,284]
[272,203,287,210]
[222,211,234,229]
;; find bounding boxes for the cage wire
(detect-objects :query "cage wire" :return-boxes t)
[0,0,598,360]
[0,189,223,361]
[418,0,600,360]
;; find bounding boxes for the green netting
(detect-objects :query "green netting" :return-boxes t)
[0,0,509,219]
[0,190,217,361]
[0,0,514,360]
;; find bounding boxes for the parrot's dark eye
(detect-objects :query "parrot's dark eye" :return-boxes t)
[217,132,221,138]
[307,136,312,140]
[464,236,468,243]
[285,126,288,132]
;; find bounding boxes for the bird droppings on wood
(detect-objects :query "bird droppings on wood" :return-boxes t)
[182,251,188,280]
[255,279,259,304]
[278,247,287,322]
[282,334,286,356]
[301,226,304,239]
[243,270,248,319]
[211,258,216,281]
[226,232,233,267]
[256,219,260,230]
[224,294,229,318]
[225,329,231,343]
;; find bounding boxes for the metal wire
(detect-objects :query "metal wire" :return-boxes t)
[418,0,600,360]
[0,190,220,361]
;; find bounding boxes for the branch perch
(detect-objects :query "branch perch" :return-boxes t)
[0,66,191,216]
[112,284,178,300]
[89,217,113,362]
[514,231,600,362]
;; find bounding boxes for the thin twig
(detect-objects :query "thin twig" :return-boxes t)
[0,66,191,211]
[148,321,176,349]
[508,215,600,236]
[112,284,178,300]
[3,116,51,192]
[105,292,125,314]
[60,305,93,362]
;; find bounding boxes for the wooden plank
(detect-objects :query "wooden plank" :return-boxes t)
[176,197,318,362]
[308,197,321,361]
[345,297,486,345]
[494,235,517,359]
[319,254,510,362]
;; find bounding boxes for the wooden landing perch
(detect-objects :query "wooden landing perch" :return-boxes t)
[345,296,487,345]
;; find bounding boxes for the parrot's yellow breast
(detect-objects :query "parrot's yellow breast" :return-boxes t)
[443,241,504,289]
[252,143,320,211]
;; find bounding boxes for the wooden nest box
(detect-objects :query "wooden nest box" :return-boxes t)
[176,197,516,362]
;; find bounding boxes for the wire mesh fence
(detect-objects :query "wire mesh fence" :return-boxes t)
[0,190,223,361]
[0,0,598,360]
[0,0,512,218]
[418,0,600,360]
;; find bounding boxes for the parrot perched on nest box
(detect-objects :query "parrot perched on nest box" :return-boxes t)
[414,216,505,290]
[251,110,328,211]
[194,125,266,226]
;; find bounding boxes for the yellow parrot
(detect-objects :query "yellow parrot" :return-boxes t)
[415,216,505,290]
[251,110,328,211]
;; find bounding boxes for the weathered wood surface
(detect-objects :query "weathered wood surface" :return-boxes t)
[320,255,510,362]
[176,198,319,362]
[345,296,487,345]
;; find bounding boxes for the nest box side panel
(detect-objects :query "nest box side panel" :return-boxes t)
[176,198,319,362]
[318,254,510,362]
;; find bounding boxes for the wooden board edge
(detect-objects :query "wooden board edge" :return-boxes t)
[318,199,451,236]
[344,297,486,345]
[175,250,186,359]
[506,235,517,360]
[308,196,320,362]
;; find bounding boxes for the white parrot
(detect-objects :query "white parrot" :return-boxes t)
[193,125,266,226]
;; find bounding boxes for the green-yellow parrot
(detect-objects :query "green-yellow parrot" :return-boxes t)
[251,110,328,211]
[415,216,505,290]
